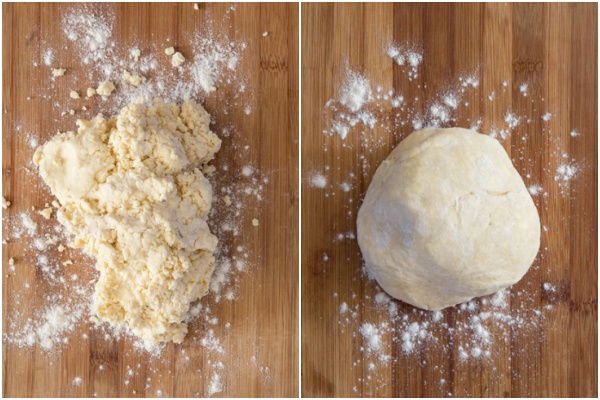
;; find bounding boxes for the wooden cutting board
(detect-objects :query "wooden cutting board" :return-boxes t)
[302,3,597,397]
[2,3,298,397]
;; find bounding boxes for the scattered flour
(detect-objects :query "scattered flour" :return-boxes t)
[338,67,373,114]
[63,6,115,65]
[207,372,224,396]
[339,302,348,314]
[504,111,520,129]
[459,74,480,89]
[555,162,578,183]
[5,303,86,351]
[519,82,529,97]
[359,323,382,352]
[341,282,546,370]
[241,166,254,177]
[323,67,479,145]
[528,184,544,196]
[386,43,423,80]
[310,173,327,188]
[42,48,55,66]
[319,34,579,396]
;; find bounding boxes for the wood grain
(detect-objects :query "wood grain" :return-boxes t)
[3,2,298,397]
[301,3,597,397]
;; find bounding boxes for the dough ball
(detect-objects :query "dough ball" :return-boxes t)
[357,127,540,310]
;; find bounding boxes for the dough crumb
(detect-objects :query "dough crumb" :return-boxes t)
[51,200,60,208]
[223,195,232,205]
[58,244,66,253]
[9,258,15,266]
[194,3,199,10]
[2,196,10,209]
[122,70,146,87]
[38,207,53,219]
[252,218,259,226]
[52,68,66,77]
[86,87,97,97]
[69,109,75,115]
[70,90,80,99]
[165,46,176,56]
[171,52,186,67]
[96,81,115,96]
[262,31,269,37]
[203,164,216,176]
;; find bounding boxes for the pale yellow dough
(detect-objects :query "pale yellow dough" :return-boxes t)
[357,128,540,311]
[34,98,221,346]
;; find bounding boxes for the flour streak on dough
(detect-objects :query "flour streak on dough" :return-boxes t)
[34,98,221,346]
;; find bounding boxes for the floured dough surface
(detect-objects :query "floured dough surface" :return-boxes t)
[357,127,540,310]
[34,98,222,346]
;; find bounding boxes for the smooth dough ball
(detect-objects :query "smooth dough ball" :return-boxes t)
[357,127,540,310]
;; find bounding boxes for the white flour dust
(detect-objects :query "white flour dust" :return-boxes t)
[32,3,252,120]
[386,42,423,80]
[309,173,328,189]
[338,67,373,115]
[4,3,268,397]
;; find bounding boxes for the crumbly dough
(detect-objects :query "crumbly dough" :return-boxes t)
[171,52,186,67]
[38,207,53,219]
[122,70,146,87]
[34,98,222,345]
[52,68,66,77]
[96,81,115,96]
[357,128,540,310]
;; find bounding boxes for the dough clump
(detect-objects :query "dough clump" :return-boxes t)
[34,98,222,345]
[357,127,540,310]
